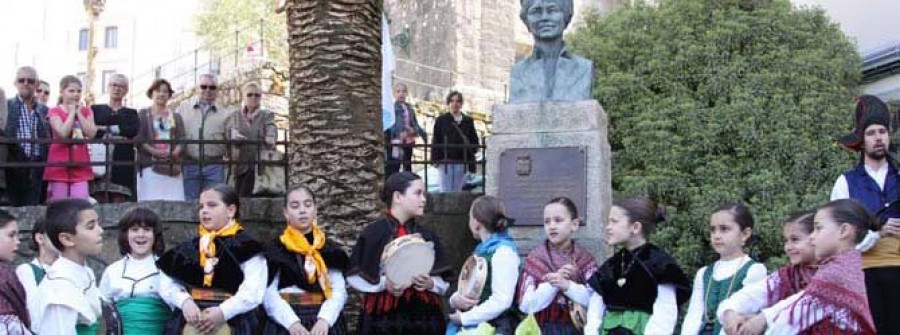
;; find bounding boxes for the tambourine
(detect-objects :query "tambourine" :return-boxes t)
[98,298,122,335]
[380,233,435,288]
[569,300,587,330]
[457,254,488,300]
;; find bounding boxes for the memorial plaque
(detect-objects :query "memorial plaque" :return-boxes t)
[498,147,587,226]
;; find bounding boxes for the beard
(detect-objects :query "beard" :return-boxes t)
[866,147,887,161]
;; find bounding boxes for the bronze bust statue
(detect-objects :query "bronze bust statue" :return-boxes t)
[510,0,593,103]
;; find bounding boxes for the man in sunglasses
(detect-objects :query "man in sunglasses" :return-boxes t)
[4,66,50,206]
[91,74,139,201]
[178,73,234,200]
[36,81,51,106]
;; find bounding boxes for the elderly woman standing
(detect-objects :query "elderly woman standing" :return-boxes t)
[227,82,276,197]
[136,79,185,201]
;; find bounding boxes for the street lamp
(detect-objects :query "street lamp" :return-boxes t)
[83,0,105,105]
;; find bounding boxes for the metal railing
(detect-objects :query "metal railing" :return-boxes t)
[0,136,486,205]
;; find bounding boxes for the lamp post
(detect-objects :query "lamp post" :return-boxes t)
[83,0,105,105]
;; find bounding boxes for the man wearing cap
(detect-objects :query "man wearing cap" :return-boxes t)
[830,94,900,334]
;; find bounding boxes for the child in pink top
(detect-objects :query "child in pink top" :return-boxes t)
[44,75,96,201]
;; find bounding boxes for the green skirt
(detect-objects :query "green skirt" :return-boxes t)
[117,296,172,335]
[602,310,651,335]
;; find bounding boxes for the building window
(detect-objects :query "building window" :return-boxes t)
[101,71,116,93]
[78,29,89,51]
[105,26,118,49]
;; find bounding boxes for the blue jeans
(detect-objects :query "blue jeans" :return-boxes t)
[182,164,225,200]
[438,164,466,192]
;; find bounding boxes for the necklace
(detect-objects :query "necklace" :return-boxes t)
[702,259,743,328]
[617,247,641,287]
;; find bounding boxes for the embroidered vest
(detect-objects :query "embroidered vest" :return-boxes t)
[844,163,900,222]
[701,261,755,335]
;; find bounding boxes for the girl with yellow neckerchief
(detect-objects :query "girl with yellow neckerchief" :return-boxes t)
[157,184,267,334]
[261,186,350,335]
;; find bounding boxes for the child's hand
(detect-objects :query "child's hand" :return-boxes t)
[722,310,746,334]
[737,314,767,335]
[198,307,225,334]
[180,299,202,326]
[412,273,434,291]
[386,278,405,297]
[451,294,479,311]
[309,318,330,335]
[558,264,577,280]
[288,322,309,335]
[545,273,571,291]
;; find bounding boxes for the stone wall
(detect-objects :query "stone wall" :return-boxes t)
[5,193,480,282]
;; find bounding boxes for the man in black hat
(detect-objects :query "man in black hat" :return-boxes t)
[830,94,900,334]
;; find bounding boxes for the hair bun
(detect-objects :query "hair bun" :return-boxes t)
[494,215,515,231]
[655,205,667,223]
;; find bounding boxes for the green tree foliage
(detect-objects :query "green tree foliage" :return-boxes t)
[194,0,287,68]
[568,0,860,272]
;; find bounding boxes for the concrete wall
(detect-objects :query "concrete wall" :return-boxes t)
[6,193,480,282]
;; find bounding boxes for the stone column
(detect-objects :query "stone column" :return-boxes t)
[486,100,612,258]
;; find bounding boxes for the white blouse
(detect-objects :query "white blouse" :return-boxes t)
[681,255,767,335]
[517,272,593,314]
[584,284,679,335]
[448,246,520,327]
[99,255,162,302]
[14,258,52,332]
[35,257,102,335]
[263,271,347,328]
[157,254,267,321]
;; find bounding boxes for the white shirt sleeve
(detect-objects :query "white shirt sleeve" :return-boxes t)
[681,267,707,335]
[317,271,348,326]
[716,273,770,321]
[346,274,387,293]
[517,277,559,314]
[584,292,606,333]
[262,276,300,330]
[562,281,592,307]
[157,271,191,310]
[219,255,268,320]
[744,263,768,286]
[99,266,113,300]
[459,247,519,326]
[15,263,41,331]
[830,175,849,201]
[761,291,810,335]
[644,284,678,335]
[430,276,450,295]
[37,304,79,335]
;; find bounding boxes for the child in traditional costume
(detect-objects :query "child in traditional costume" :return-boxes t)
[447,195,520,334]
[0,210,30,334]
[517,197,597,335]
[35,199,105,334]
[347,172,453,335]
[681,203,767,335]
[99,207,171,334]
[157,184,267,334]
[262,186,350,335]
[733,199,876,335]
[14,219,58,333]
[584,196,690,335]
[717,212,819,334]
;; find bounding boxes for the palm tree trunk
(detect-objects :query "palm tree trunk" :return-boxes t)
[286,0,384,330]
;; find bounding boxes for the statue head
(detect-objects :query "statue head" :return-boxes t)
[520,0,574,41]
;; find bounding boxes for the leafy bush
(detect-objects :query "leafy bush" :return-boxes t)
[568,0,860,273]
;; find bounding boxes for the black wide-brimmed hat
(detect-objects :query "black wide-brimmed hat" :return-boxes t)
[838,95,891,151]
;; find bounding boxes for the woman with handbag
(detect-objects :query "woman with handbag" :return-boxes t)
[430,91,479,193]
[226,82,277,197]
[136,79,185,201]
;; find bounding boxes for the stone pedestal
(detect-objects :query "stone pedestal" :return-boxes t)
[487,100,612,259]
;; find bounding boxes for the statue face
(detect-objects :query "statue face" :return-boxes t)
[525,0,567,41]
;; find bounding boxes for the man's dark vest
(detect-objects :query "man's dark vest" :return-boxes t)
[844,162,900,222]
